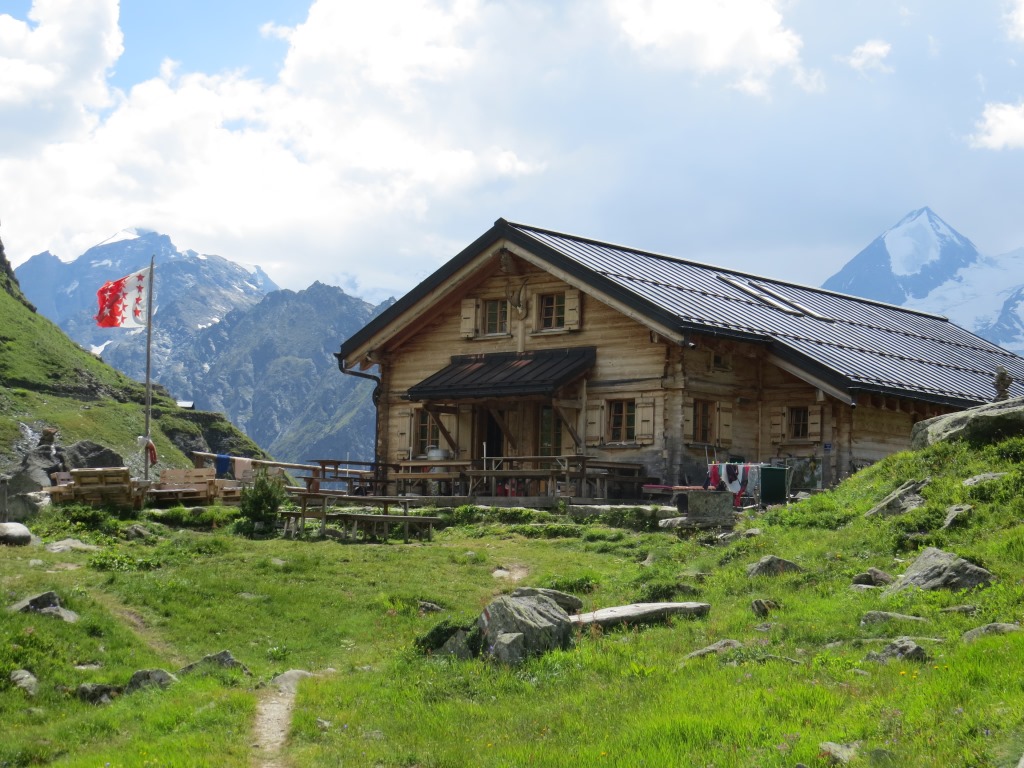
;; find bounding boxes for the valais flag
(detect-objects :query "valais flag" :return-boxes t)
[95,268,150,328]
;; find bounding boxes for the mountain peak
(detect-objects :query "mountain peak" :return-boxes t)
[881,207,974,278]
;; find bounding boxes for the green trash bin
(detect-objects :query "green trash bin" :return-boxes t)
[760,466,788,505]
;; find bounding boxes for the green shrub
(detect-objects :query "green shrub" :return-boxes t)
[544,573,600,594]
[239,470,287,528]
[148,505,238,530]
[602,507,660,532]
[447,504,485,525]
[506,523,584,539]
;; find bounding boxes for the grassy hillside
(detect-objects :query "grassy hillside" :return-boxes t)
[0,256,264,474]
[3,436,1024,766]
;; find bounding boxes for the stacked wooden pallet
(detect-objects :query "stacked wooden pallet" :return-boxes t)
[67,467,136,508]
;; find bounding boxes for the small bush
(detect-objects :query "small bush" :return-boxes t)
[602,507,660,532]
[447,504,485,525]
[239,470,287,528]
[544,573,599,594]
[88,551,161,572]
[506,523,584,539]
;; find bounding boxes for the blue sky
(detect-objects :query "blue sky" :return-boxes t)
[2,1,1024,302]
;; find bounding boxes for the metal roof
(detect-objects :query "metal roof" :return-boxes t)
[406,347,596,401]
[338,218,1024,407]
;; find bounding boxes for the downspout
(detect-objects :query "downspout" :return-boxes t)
[335,354,383,480]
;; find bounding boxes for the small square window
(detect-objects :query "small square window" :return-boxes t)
[484,299,509,335]
[539,293,565,330]
[788,406,809,439]
[607,399,636,442]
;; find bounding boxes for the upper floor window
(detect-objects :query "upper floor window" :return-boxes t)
[484,299,509,335]
[539,292,566,330]
[607,399,636,442]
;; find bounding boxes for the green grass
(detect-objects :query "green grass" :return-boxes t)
[4,438,1024,766]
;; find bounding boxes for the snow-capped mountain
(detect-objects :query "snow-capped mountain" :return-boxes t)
[822,208,1024,355]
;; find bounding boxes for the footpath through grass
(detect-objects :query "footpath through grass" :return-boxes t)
[4,437,1024,766]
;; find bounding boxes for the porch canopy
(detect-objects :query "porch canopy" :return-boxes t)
[405,346,596,401]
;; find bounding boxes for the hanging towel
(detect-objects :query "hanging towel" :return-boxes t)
[214,453,231,478]
[233,457,252,480]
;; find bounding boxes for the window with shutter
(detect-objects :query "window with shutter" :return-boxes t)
[565,289,581,330]
[682,396,694,442]
[585,401,604,446]
[770,406,785,444]
[635,400,655,444]
[808,405,822,441]
[460,298,477,338]
[717,401,733,447]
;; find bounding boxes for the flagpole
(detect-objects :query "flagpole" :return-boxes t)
[143,255,155,480]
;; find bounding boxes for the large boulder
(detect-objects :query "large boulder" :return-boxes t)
[478,593,572,662]
[63,440,125,470]
[883,547,994,596]
[746,555,802,577]
[9,445,63,494]
[509,587,584,614]
[864,479,929,518]
[0,522,32,546]
[911,397,1024,449]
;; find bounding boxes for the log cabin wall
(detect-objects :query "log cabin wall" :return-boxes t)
[372,250,959,489]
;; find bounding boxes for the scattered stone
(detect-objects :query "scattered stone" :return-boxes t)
[570,602,710,628]
[28,559,44,567]
[742,528,762,538]
[751,598,778,618]
[74,663,102,671]
[941,504,974,530]
[439,629,473,660]
[10,669,38,697]
[510,587,584,614]
[316,718,331,731]
[177,650,252,677]
[8,590,80,623]
[45,538,100,553]
[864,637,929,663]
[753,623,774,632]
[961,622,1020,643]
[850,584,880,592]
[746,555,802,577]
[883,547,994,596]
[716,532,740,544]
[123,524,152,541]
[478,593,571,663]
[125,669,177,694]
[685,639,742,659]
[940,604,977,615]
[962,473,1007,487]
[77,682,122,705]
[0,522,32,546]
[491,632,527,665]
[639,551,657,566]
[864,479,929,518]
[853,567,894,586]
[270,669,314,693]
[819,741,861,765]
[860,611,928,626]
[417,600,443,614]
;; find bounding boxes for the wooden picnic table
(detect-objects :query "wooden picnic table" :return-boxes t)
[282,491,455,540]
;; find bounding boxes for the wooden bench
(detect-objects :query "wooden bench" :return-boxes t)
[282,491,455,539]
[148,468,217,506]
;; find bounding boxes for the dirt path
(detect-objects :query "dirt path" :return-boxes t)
[251,670,315,768]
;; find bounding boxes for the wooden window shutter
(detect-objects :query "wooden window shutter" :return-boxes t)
[396,409,413,458]
[682,396,694,442]
[565,289,581,330]
[636,399,655,444]
[717,401,733,447]
[460,298,477,338]
[770,406,785,444]
[585,401,604,446]
[808,405,822,441]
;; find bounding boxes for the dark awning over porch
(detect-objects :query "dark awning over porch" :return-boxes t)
[406,346,597,401]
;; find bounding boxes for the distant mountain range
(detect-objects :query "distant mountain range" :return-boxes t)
[15,231,387,464]
[823,207,1024,356]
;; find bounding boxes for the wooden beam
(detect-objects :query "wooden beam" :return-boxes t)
[423,405,459,454]
[554,403,583,450]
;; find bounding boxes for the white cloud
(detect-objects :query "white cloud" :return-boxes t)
[1008,0,1024,41]
[0,0,122,148]
[844,39,893,74]
[605,0,806,94]
[969,101,1024,149]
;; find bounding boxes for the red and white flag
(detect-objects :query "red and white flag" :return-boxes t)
[95,267,150,328]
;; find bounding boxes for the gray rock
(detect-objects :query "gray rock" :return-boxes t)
[478,594,571,659]
[867,567,894,585]
[940,604,977,615]
[125,669,177,693]
[860,611,928,626]
[270,669,313,693]
[177,650,252,677]
[850,584,880,592]
[570,602,710,628]
[942,504,974,530]
[864,479,929,518]
[77,682,122,705]
[439,629,473,660]
[685,639,742,659]
[9,590,61,613]
[911,396,1024,449]
[10,669,38,697]
[883,547,994,596]
[742,528,762,538]
[819,741,861,765]
[63,441,124,470]
[37,605,80,623]
[45,538,100,553]
[751,598,778,618]
[0,522,32,546]
[123,524,152,541]
[490,632,527,665]
[417,600,443,614]
[510,587,584,614]
[961,622,1020,643]
[746,555,802,577]
[864,637,929,663]
[962,473,1006,487]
